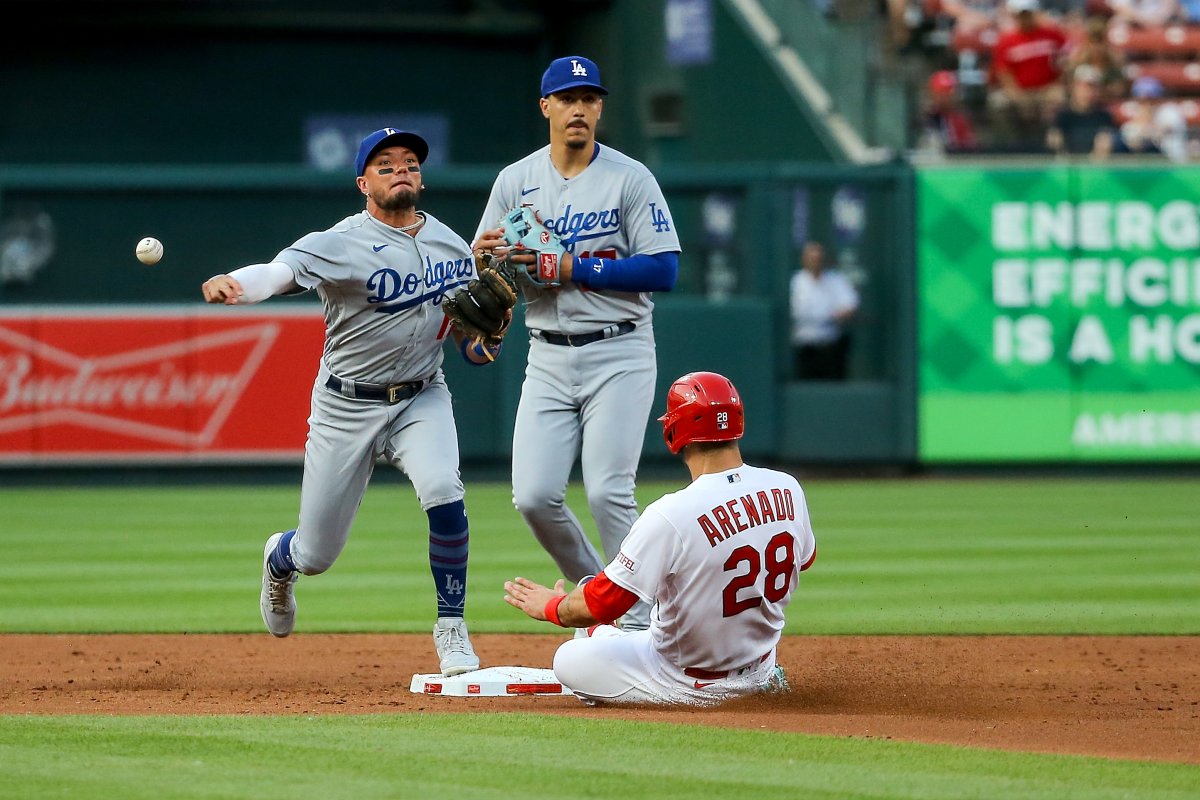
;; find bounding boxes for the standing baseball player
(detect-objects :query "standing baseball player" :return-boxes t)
[473,55,681,631]
[504,371,817,705]
[201,128,513,676]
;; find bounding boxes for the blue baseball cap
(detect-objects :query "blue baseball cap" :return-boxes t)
[354,128,429,176]
[540,56,608,98]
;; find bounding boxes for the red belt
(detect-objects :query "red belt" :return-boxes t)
[684,652,769,681]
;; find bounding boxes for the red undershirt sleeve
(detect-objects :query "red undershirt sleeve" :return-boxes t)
[581,570,640,623]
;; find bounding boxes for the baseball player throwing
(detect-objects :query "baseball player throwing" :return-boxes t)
[201,128,501,676]
[473,55,681,632]
[504,372,817,705]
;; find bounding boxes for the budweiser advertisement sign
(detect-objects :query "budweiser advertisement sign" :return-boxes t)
[0,307,325,464]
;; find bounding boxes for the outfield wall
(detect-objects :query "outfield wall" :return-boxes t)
[2,162,1198,468]
[917,165,1200,463]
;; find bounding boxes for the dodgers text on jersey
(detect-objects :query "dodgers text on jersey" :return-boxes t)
[367,254,473,314]
[545,204,621,250]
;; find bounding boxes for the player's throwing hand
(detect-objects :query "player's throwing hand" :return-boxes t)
[201,275,245,305]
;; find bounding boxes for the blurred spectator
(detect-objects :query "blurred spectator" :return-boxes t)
[940,0,1002,33]
[789,241,860,382]
[988,0,1069,150]
[1046,65,1117,158]
[1037,0,1090,20]
[885,0,942,52]
[919,70,980,153]
[1107,0,1181,28]
[885,0,915,49]
[1117,75,1189,161]
[1063,15,1129,101]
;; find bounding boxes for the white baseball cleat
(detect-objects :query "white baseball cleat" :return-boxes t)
[433,617,480,676]
[260,532,298,638]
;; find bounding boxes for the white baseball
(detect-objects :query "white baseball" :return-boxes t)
[136,237,163,265]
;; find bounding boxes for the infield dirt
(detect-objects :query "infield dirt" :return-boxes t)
[2,633,1196,764]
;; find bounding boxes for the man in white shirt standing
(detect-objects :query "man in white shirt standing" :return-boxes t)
[789,240,860,380]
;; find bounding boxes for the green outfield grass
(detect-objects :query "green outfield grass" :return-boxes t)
[1,477,1198,798]
[2,713,1196,800]
[2,477,1197,634]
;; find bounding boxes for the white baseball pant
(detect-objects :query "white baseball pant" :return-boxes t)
[552,625,778,706]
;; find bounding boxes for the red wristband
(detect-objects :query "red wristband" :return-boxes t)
[544,594,567,627]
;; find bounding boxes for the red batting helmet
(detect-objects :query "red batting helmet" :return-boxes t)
[658,371,744,454]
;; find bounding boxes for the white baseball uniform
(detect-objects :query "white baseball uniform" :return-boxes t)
[475,143,680,630]
[553,463,817,705]
[245,210,475,575]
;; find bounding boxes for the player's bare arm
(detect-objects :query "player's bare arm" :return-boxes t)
[504,577,598,627]
[504,576,564,620]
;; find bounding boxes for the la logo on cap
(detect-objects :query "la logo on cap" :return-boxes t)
[571,59,588,77]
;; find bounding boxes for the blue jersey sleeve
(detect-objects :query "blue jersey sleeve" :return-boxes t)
[571,251,678,292]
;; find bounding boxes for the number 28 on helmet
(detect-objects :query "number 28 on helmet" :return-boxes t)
[658,371,745,454]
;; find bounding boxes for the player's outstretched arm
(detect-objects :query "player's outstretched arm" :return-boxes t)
[201,262,298,305]
[505,577,600,628]
[504,577,566,621]
[505,573,641,628]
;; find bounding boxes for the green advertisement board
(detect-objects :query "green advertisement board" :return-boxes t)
[918,165,1200,462]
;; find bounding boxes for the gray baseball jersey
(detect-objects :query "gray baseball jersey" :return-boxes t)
[272,210,476,571]
[475,143,680,332]
[278,210,474,384]
[475,143,679,631]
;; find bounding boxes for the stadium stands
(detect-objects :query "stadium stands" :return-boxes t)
[1107,22,1200,55]
[1122,60,1200,92]
[1111,95,1200,122]
[935,8,1200,156]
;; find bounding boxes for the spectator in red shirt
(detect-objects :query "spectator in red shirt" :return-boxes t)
[987,0,1069,150]
[919,70,980,154]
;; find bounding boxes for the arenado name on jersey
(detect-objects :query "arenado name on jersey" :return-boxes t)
[696,487,797,548]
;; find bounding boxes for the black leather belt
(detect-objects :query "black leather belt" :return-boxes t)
[325,375,425,404]
[531,321,636,347]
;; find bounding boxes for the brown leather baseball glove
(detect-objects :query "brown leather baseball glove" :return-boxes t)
[443,261,518,347]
